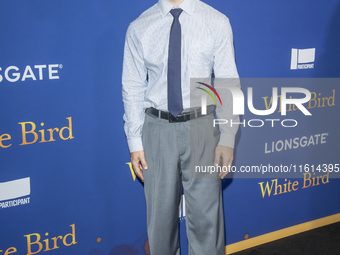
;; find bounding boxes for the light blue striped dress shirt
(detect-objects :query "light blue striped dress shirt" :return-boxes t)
[122,0,240,152]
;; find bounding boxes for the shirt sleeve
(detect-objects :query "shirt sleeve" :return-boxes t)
[122,24,148,153]
[212,16,241,149]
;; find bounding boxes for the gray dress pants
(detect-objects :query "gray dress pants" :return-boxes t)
[142,110,225,255]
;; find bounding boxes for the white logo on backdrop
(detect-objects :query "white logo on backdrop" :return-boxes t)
[0,64,62,82]
[179,194,185,221]
[290,48,315,70]
[0,177,31,209]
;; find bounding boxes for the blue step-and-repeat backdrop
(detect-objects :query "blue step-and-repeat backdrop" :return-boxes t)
[1,0,340,254]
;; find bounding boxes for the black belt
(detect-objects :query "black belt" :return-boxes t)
[146,105,215,123]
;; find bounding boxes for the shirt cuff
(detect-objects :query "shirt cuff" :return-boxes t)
[218,132,235,149]
[128,138,144,153]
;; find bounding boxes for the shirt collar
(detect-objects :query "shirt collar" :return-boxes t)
[158,0,196,17]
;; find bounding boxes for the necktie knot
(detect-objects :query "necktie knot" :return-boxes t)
[170,9,183,19]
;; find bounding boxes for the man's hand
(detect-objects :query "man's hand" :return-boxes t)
[214,145,234,179]
[131,150,148,182]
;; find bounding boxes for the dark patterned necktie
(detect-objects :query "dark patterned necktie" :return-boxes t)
[168,9,183,117]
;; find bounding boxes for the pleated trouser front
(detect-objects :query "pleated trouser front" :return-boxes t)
[142,111,225,255]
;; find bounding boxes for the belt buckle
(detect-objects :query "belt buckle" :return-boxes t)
[168,112,175,123]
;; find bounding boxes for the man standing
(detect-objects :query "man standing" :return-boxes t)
[122,0,239,254]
